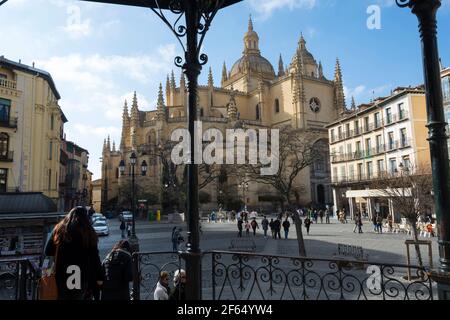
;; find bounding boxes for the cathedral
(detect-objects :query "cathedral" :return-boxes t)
[100,17,346,213]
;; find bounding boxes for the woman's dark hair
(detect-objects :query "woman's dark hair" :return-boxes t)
[112,240,131,252]
[53,206,98,247]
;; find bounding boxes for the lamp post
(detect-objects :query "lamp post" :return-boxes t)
[397,0,450,298]
[119,152,148,253]
[239,182,249,211]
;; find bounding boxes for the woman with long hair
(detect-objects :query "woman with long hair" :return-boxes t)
[44,206,104,300]
[101,240,133,300]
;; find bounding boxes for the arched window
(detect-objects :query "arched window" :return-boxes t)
[0,133,8,158]
[256,104,260,120]
[274,99,280,113]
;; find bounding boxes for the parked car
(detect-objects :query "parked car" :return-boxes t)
[93,217,107,224]
[121,211,133,222]
[93,220,109,236]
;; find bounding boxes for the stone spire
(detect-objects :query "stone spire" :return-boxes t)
[318,61,323,79]
[227,86,238,121]
[156,83,166,121]
[102,138,107,153]
[243,14,260,55]
[351,96,356,110]
[180,73,186,89]
[130,91,140,127]
[299,32,306,50]
[208,66,214,87]
[248,14,253,31]
[107,135,111,151]
[170,70,176,89]
[166,74,170,94]
[334,58,346,112]
[221,62,228,85]
[112,141,116,152]
[120,99,130,150]
[278,54,285,77]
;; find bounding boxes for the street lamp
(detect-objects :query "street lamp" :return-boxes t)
[118,152,148,253]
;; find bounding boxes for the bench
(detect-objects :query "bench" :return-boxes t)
[334,244,369,269]
[228,238,256,252]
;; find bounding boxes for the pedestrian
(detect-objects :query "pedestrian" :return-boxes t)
[250,218,259,236]
[387,214,393,232]
[282,218,290,240]
[237,219,243,237]
[325,208,330,224]
[101,240,133,300]
[261,216,269,239]
[353,213,360,233]
[304,217,312,235]
[154,271,171,300]
[126,222,131,237]
[376,215,383,234]
[120,220,126,239]
[319,210,324,224]
[358,215,363,234]
[343,208,348,224]
[44,206,103,300]
[273,218,281,239]
[169,269,186,301]
[269,219,275,239]
[244,220,251,236]
[172,227,183,251]
[372,214,377,232]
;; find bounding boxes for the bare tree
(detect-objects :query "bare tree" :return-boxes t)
[368,166,433,268]
[241,127,324,257]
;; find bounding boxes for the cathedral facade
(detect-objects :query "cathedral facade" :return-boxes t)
[100,17,346,213]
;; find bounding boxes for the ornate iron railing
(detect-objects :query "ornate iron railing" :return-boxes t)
[131,251,436,300]
[0,257,39,300]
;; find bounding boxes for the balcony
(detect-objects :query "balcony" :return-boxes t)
[0,151,13,162]
[0,78,17,90]
[0,117,18,129]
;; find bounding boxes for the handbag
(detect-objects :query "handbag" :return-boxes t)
[38,245,59,300]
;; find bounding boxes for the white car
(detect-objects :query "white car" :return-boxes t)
[93,220,109,236]
[121,211,133,222]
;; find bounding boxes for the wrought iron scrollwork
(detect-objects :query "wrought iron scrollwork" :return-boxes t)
[396,0,413,7]
[146,0,226,68]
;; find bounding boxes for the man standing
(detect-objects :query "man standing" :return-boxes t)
[319,210,324,224]
[237,218,243,238]
[282,218,290,240]
[261,216,269,239]
[250,218,259,236]
[273,218,281,239]
[325,208,330,224]
[269,219,275,239]
[304,217,312,235]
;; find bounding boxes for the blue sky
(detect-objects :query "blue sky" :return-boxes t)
[1,0,449,179]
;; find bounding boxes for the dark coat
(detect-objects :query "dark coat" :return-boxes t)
[101,249,133,300]
[45,232,103,300]
[237,220,243,231]
[282,220,290,231]
[169,283,186,301]
[273,219,281,231]
[261,219,269,230]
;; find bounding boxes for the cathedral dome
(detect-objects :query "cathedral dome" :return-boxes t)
[230,54,275,79]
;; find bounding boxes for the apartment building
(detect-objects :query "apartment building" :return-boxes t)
[0,56,67,205]
[327,86,431,221]
[442,67,450,159]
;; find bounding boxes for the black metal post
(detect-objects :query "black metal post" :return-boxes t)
[397,0,450,298]
[130,160,140,252]
[183,0,202,300]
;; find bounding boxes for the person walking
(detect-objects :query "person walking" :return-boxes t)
[261,216,269,239]
[120,220,126,239]
[44,206,103,300]
[101,240,133,300]
[376,215,383,234]
[273,218,281,239]
[357,215,363,234]
[169,269,186,301]
[304,217,312,235]
[325,208,330,224]
[250,218,259,236]
[282,218,290,240]
[237,218,243,238]
[172,227,183,252]
[353,213,360,233]
[269,219,275,239]
[154,271,171,300]
[319,210,324,224]
[244,220,251,237]
[372,214,378,232]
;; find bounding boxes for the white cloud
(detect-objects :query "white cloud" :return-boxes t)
[249,0,317,19]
